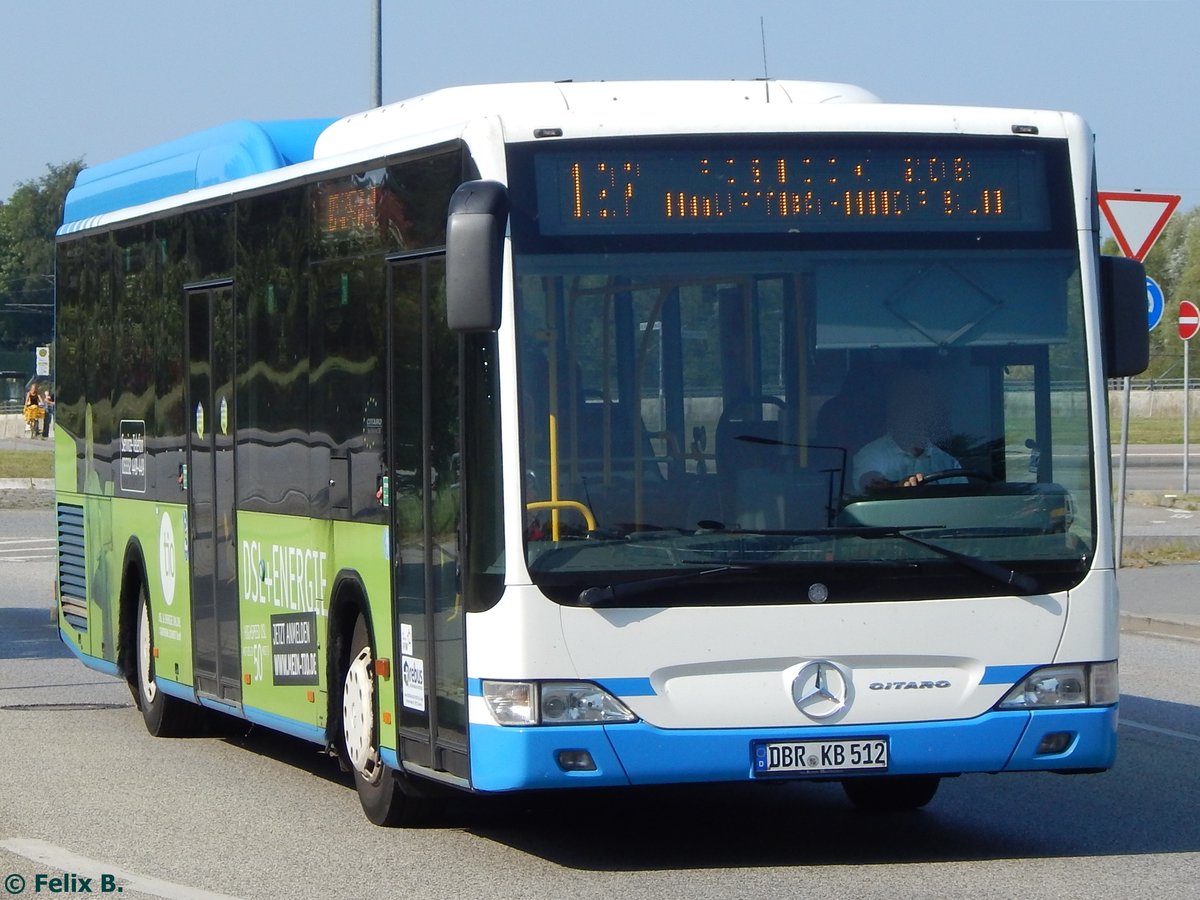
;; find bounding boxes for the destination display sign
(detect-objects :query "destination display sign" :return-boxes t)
[532,138,1054,236]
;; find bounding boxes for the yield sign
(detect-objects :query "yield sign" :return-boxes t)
[1098,191,1181,261]
[1180,300,1200,342]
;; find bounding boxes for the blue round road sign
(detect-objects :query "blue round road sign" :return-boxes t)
[1147,276,1165,331]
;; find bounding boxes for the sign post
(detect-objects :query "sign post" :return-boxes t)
[1180,300,1199,493]
[1101,190,1182,566]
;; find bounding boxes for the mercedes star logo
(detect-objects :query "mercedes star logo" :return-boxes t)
[791,660,850,719]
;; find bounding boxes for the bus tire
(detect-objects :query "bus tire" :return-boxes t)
[135,582,198,737]
[842,775,940,812]
[341,613,431,826]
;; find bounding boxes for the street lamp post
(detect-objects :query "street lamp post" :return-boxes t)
[371,0,382,108]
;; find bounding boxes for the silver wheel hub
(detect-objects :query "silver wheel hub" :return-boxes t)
[342,646,382,784]
[138,601,157,703]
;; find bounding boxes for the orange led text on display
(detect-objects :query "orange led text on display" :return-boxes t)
[566,153,1011,223]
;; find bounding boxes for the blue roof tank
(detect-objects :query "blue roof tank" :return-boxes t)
[62,118,335,227]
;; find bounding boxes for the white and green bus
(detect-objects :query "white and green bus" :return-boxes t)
[56,80,1147,824]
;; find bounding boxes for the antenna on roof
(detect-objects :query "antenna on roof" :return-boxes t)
[760,16,771,102]
[760,17,770,78]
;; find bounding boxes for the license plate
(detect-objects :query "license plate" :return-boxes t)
[752,737,889,776]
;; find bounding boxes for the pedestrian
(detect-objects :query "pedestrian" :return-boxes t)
[23,384,44,438]
[41,389,54,438]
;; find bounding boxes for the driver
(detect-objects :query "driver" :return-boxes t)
[852,368,964,492]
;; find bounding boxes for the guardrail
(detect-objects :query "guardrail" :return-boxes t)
[1108,378,1200,391]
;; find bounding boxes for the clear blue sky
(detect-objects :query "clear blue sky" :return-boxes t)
[3,0,1196,219]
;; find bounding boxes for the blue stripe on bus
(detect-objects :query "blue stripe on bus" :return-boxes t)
[981,665,1035,685]
[468,705,1118,792]
[58,628,121,678]
[154,678,195,703]
[595,677,656,696]
[472,671,1030,696]
[242,705,327,745]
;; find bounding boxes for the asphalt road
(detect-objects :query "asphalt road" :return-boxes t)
[3,515,1200,899]
[1114,443,1200,493]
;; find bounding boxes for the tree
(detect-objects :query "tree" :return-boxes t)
[0,160,84,353]
[1139,206,1200,381]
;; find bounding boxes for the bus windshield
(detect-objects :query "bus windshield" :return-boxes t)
[507,134,1092,604]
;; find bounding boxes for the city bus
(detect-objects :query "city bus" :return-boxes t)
[54,80,1148,825]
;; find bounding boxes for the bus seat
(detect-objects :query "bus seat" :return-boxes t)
[716,396,787,522]
[731,463,842,530]
[815,366,886,462]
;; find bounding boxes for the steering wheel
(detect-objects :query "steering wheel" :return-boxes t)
[918,468,997,485]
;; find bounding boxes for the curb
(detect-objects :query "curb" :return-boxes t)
[1121,535,1200,552]
[1120,613,1200,641]
[0,478,53,490]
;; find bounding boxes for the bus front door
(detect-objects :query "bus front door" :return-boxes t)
[387,255,469,782]
[185,282,241,706]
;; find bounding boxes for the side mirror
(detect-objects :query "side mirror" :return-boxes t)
[445,180,509,333]
[1099,255,1150,378]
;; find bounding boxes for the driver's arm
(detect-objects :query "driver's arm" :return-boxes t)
[860,470,925,492]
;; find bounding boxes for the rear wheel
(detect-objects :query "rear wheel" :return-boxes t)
[135,583,200,737]
[341,613,432,826]
[842,775,940,812]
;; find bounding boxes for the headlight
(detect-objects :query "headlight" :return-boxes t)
[540,682,636,724]
[482,680,637,726]
[481,681,536,725]
[998,661,1118,709]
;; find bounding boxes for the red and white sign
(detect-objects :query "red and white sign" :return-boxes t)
[1098,191,1181,261]
[1180,300,1200,342]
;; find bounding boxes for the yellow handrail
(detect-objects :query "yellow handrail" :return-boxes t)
[534,412,599,537]
[549,412,560,539]
[525,499,598,534]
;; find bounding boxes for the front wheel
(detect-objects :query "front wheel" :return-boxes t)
[340,613,432,826]
[134,583,199,737]
[842,775,940,812]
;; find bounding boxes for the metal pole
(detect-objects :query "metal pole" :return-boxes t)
[371,0,382,108]
[1115,376,1132,568]
[1185,338,1191,494]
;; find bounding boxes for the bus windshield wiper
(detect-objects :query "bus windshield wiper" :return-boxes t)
[704,524,1039,594]
[576,527,1037,606]
[857,526,1039,594]
[578,565,756,607]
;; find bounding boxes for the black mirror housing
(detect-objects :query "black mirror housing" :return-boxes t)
[1099,255,1150,378]
[445,180,509,333]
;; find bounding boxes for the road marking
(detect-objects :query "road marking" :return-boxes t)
[1122,719,1200,744]
[0,541,54,559]
[0,839,245,900]
[0,540,54,556]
